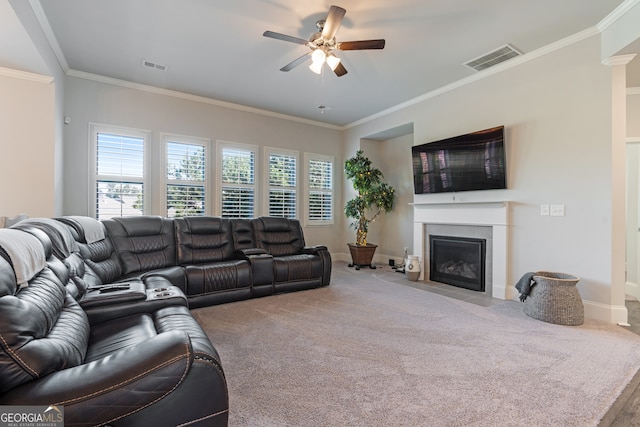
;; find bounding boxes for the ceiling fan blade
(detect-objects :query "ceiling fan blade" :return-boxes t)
[321,5,346,40]
[263,31,310,46]
[280,53,311,72]
[338,39,386,50]
[333,62,348,77]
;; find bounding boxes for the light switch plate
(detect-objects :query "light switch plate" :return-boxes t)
[550,204,565,216]
[540,204,550,216]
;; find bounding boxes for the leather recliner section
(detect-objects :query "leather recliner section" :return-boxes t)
[0,228,229,426]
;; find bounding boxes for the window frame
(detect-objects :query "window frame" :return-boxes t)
[162,133,210,218]
[304,152,334,226]
[264,147,298,219]
[89,123,151,219]
[216,140,258,218]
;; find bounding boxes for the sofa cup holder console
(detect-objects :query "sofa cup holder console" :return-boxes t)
[148,287,180,299]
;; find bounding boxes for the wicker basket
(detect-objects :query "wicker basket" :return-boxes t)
[523,271,584,326]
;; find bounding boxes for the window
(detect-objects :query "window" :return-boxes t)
[266,148,297,218]
[219,142,256,218]
[164,134,208,217]
[305,153,334,225]
[91,124,149,219]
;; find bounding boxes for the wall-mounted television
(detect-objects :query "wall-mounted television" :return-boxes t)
[412,126,506,194]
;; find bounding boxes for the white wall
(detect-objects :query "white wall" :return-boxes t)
[0,74,55,217]
[9,0,67,216]
[627,93,640,298]
[61,76,344,251]
[344,35,619,320]
[379,134,415,263]
[360,134,415,263]
[630,93,640,136]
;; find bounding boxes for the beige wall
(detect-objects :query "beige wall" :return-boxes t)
[344,35,620,321]
[354,134,414,263]
[61,76,344,251]
[0,74,55,217]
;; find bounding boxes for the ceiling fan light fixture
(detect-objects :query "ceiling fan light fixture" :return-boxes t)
[326,54,341,71]
[309,61,323,74]
[311,49,326,65]
[263,5,385,77]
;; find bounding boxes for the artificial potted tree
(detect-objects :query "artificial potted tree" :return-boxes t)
[344,150,395,270]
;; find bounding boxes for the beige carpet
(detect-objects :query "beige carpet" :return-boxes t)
[192,262,640,427]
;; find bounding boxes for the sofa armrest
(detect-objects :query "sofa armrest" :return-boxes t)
[302,245,328,255]
[235,250,273,287]
[0,331,193,426]
[80,281,147,309]
[302,246,332,286]
[83,287,188,326]
[235,248,268,258]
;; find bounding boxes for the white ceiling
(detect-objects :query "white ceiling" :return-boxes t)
[2,0,639,127]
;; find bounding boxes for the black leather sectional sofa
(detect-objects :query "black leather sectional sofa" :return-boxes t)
[0,215,331,426]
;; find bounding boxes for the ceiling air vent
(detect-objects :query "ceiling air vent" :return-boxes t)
[142,60,168,71]
[464,44,521,72]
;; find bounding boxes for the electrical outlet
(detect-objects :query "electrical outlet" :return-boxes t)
[550,204,565,216]
[540,204,550,216]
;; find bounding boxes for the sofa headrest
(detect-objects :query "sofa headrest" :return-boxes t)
[112,216,166,236]
[259,217,291,232]
[14,218,78,259]
[66,216,106,244]
[0,229,46,287]
[179,216,226,234]
[103,216,176,275]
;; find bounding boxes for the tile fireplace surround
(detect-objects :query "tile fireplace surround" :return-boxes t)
[412,201,510,300]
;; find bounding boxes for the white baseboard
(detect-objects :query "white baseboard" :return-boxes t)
[625,281,640,300]
[583,299,628,324]
[331,256,629,324]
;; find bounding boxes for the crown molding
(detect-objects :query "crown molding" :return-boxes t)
[597,0,640,31]
[29,0,69,72]
[345,27,599,129]
[0,66,53,84]
[602,54,637,66]
[66,69,342,131]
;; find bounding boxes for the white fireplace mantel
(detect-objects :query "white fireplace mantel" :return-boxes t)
[412,201,510,300]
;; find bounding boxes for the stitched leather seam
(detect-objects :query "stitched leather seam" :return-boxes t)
[0,333,39,378]
[176,408,229,427]
[56,341,191,406]
[99,340,192,426]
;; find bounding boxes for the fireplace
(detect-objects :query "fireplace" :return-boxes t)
[429,235,486,292]
[412,201,509,299]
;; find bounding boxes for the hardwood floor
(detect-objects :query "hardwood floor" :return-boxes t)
[599,300,640,426]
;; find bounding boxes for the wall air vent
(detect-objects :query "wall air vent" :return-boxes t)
[464,44,521,72]
[142,60,168,71]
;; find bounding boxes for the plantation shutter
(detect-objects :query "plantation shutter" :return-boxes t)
[166,141,206,217]
[221,147,255,218]
[268,152,297,218]
[95,132,145,219]
[308,157,333,223]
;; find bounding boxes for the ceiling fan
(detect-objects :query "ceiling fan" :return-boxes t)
[263,5,385,77]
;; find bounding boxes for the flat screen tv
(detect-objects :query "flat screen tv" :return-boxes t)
[412,126,506,194]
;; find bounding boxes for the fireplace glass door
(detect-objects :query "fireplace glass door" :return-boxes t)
[429,235,486,291]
